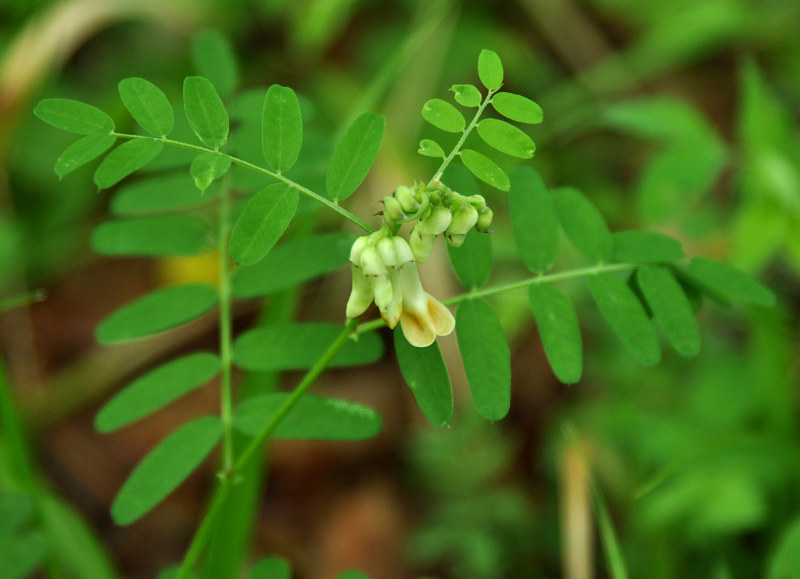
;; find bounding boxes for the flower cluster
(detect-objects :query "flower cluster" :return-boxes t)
[346,229,455,347]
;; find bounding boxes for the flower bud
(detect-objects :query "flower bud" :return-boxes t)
[395,186,420,213]
[349,235,370,264]
[359,245,386,277]
[391,235,415,265]
[345,264,373,318]
[417,205,452,235]
[446,233,466,247]
[377,236,400,268]
[446,204,479,237]
[476,207,493,232]
[382,196,405,223]
[410,226,435,264]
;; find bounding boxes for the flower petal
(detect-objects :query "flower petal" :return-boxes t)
[400,309,437,347]
[426,294,455,336]
[346,265,373,318]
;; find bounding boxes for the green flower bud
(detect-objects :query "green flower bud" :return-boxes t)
[476,207,493,232]
[391,235,415,265]
[446,233,466,247]
[359,245,386,276]
[417,205,452,236]
[349,235,370,264]
[382,196,405,223]
[410,226,435,264]
[446,204,479,238]
[395,186,420,213]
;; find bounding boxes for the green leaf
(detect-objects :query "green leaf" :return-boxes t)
[456,299,510,420]
[508,166,559,274]
[684,257,775,306]
[232,232,353,298]
[248,558,291,579]
[118,77,174,137]
[262,84,303,173]
[93,139,164,189]
[111,416,223,525]
[451,84,482,107]
[228,183,299,265]
[612,231,685,263]
[95,352,221,432]
[190,151,231,192]
[447,228,492,289]
[552,187,613,263]
[636,265,700,357]
[96,283,218,344]
[0,531,46,579]
[54,132,116,177]
[422,98,465,133]
[588,273,660,365]
[233,323,383,371]
[477,119,535,158]
[34,98,114,134]
[460,149,509,191]
[191,29,238,97]
[491,92,543,124]
[528,284,582,383]
[326,112,385,201]
[767,515,800,579]
[234,393,382,440]
[604,97,712,143]
[111,173,215,215]
[394,329,452,427]
[418,139,445,158]
[478,49,503,91]
[183,76,229,149]
[91,215,210,256]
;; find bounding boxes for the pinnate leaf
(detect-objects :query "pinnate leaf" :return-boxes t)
[95,353,220,432]
[447,229,492,289]
[190,151,231,192]
[588,273,660,365]
[612,230,684,263]
[509,166,559,274]
[636,265,700,357]
[232,232,353,298]
[478,49,503,90]
[234,393,382,440]
[418,139,445,158]
[326,112,384,201]
[529,284,582,383]
[111,173,215,215]
[191,30,238,96]
[34,98,114,134]
[552,187,613,263]
[685,257,775,306]
[91,215,210,256]
[96,283,218,344]
[55,132,116,177]
[118,77,174,137]
[183,76,229,149]
[262,84,303,173]
[111,416,223,524]
[461,149,509,190]
[94,139,164,189]
[456,299,510,420]
[422,98,465,133]
[233,323,382,371]
[228,183,298,265]
[451,84,482,107]
[491,92,543,124]
[394,330,452,427]
[477,118,535,158]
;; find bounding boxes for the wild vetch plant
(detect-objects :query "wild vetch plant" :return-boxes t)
[34,36,774,577]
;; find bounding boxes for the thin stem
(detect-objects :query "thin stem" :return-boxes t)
[428,87,498,184]
[217,181,234,472]
[111,133,375,234]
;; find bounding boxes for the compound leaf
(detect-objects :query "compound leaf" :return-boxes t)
[233,323,382,371]
[326,112,384,201]
[612,230,685,263]
[491,92,543,124]
[451,84,482,107]
[94,139,164,189]
[588,273,660,365]
[553,187,613,263]
[96,283,218,344]
[637,265,700,357]
[91,215,210,257]
[529,284,582,383]
[111,173,214,215]
[422,98,465,133]
[228,183,298,265]
[508,166,559,274]
[190,151,231,192]
[34,98,114,134]
[477,118,535,158]
[456,299,510,420]
[461,149,509,191]
[394,329,452,427]
[55,132,116,177]
[478,49,503,90]
[262,84,303,173]
[95,352,221,432]
[111,416,223,525]
[183,76,229,149]
[234,394,382,440]
[118,77,174,137]
[685,257,775,306]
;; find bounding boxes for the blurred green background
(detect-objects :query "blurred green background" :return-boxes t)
[1,0,799,577]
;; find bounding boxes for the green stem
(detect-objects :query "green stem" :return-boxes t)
[428,87,499,184]
[111,133,375,234]
[217,181,234,473]
[176,318,360,578]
